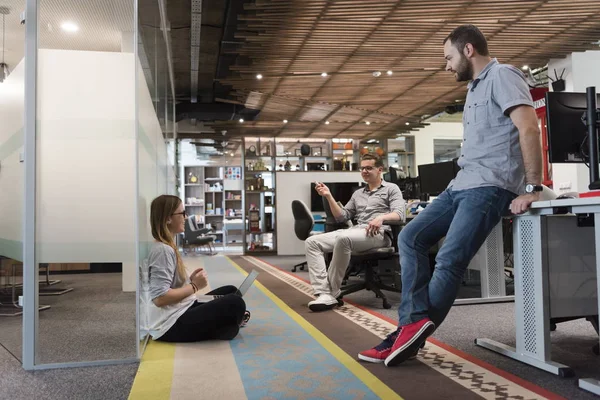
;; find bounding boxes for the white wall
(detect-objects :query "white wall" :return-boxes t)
[0,59,25,261]
[407,122,464,168]
[276,171,361,255]
[548,51,600,194]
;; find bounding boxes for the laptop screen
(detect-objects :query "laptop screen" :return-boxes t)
[237,270,259,296]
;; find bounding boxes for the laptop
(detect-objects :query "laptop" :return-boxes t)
[196,270,259,301]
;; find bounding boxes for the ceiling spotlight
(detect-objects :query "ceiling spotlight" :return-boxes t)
[387,70,393,76]
[230,152,234,156]
[239,118,244,123]
[61,21,79,33]
[405,122,410,126]
[256,74,263,80]
[325,120,330,125]
[321,72,328,77]
[372,71,382,77]
[283,119,288,123]
[365,121,371,125]
[522,65,529,71]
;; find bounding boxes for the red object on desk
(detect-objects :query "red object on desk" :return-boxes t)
[579,190,600,198]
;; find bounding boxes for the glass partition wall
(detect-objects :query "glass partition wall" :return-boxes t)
[13,0,175,369]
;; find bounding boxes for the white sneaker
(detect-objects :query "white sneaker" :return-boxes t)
[308,294,339,312]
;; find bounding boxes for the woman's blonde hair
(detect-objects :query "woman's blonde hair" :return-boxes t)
[150,195,187,282]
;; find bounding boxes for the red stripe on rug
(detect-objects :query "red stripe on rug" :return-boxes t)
[253,256,567,400]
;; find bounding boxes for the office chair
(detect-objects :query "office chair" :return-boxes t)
[183,217,217,255]
[291,200,321,272]
[321,198,401,309]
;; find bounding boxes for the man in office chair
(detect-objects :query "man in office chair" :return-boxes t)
[359,24,543,366]
[305,153,405,312]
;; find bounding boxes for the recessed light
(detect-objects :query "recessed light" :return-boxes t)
[522,65,529,70]
[61,21,79,33]
[387,70,393,76]
[283,119,288,123]
[373,71,382,77]
[325,120,330,125]
[256,74,263,80]
[239,118,244,123]
[321,72,328,77]
[405,122,410,126]
[365,121,371,125]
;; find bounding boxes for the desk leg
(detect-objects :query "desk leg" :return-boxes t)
[476,215,573,377]
[455,222,514,305]
[578,213,600,393]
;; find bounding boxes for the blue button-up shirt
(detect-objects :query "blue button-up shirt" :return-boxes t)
[450,58,534,195]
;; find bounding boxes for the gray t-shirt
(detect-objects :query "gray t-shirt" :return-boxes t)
[450,58,534,195]
[148,242,187,300]
[338,181,405,228]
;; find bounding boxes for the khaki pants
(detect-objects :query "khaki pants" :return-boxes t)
[304,225,390,296]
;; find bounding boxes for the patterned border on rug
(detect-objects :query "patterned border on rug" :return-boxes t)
[241,256,567,400]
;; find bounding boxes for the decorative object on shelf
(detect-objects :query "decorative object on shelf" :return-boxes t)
[248,207,260,232]
[284,160,292,171]
[265,214,273,231]
[246,145,257,157]
[278,163,283,171]
[265,196,273,206]
[295,164,301,171]
[254,158,266,171]
[311,146,322,156]
[262,143,271,156]
[342,154,348,171]
[225,167,241,180]
[188,172,198,184]
[256,175,264,189]
[300,144,311,156]
[344,142,353,150]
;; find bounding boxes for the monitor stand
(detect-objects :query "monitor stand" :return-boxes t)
[584,87,600,192]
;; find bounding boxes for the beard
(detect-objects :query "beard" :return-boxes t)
[455,54,473,82]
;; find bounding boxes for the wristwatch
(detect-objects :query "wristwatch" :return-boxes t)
[525,183,543,194]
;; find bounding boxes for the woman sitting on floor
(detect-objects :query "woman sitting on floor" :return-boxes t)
[147,194,249,342]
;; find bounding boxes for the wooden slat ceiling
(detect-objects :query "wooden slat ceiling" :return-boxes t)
[211,0,600,139]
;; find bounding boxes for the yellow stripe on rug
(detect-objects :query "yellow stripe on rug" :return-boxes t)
[128,341,176,400]
[225,256,402,400]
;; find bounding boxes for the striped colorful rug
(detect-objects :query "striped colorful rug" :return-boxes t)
[129,255,565,400]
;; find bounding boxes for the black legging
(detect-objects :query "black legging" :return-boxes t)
[157,285,246,342]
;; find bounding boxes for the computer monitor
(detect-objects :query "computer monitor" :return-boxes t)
[310,182,362,212]
[418,160,459,197]
[546,91,600,163]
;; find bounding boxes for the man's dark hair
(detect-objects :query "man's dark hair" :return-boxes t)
[361,152,384,168]
[443,25,489,56]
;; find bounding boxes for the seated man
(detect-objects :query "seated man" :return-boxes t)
[305,153,405,312]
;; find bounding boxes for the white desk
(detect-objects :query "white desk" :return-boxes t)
[476,197,600,383]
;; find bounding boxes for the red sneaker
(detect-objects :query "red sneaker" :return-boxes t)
[358,330,425,364]
[384,318,435,367]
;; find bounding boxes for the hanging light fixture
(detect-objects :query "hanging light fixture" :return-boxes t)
[0,8,9,84]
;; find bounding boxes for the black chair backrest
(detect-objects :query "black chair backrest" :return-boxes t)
[291,200,314,241]
[322,197,352,232]
[388,166,398,183]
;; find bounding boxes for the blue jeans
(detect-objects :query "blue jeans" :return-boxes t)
[398,186,516,327]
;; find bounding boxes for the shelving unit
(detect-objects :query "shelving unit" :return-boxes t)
[243,137,277,255]
[180,165,242,251]
[182,166,205,224]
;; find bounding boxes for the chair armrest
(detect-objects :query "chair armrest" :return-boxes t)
[196,228,212,235]
[382,219,403,226]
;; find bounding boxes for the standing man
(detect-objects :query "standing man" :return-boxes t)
[305,153,405,311]
[359,25,542,366]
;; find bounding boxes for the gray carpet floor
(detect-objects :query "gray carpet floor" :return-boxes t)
[262,255,600,400]
[0,273,138,400]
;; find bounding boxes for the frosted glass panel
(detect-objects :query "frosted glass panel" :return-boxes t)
[35,0,137,365]
[0,0,26,361]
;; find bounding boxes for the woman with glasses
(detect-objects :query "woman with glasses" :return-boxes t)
[146,194,249,342]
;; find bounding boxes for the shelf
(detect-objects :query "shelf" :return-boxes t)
[246,190,275,193]
[245,169,274,174]
[185,204,204,207]
[226,242,243,245]
[247,230,275,235]
[205,178,223,181]
[225,199,242,201]
[244,155,274,160]
[205,191,223,193]
[205,214,224,217]
[184,184,203,186]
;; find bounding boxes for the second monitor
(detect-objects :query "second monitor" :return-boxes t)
[418,160,460,197]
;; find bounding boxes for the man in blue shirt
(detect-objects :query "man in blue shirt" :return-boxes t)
[359,25,543,366]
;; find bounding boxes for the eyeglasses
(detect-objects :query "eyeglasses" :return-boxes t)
[359,166,376,171]
[172,210,187,218]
